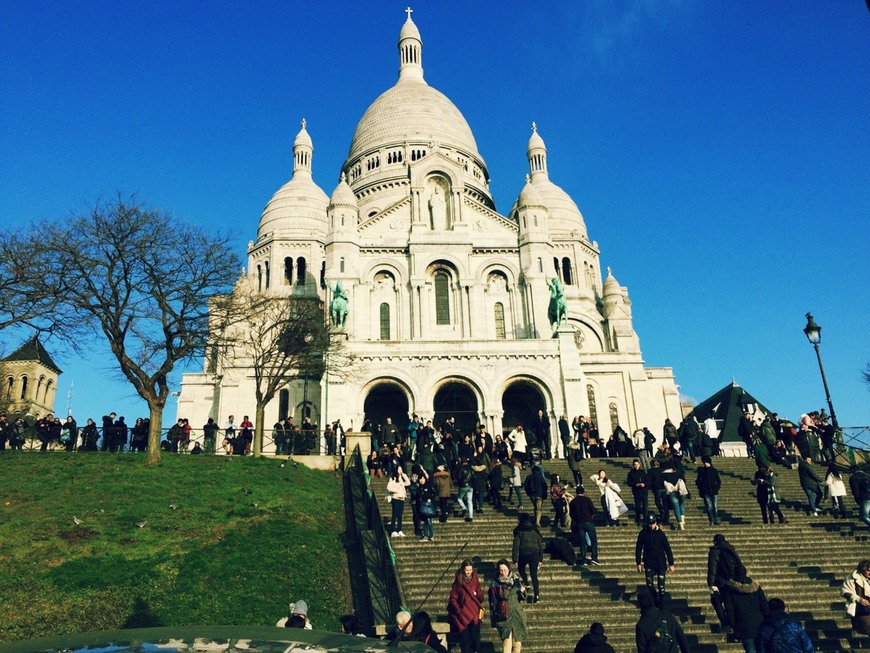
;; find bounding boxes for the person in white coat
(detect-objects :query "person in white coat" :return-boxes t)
[508,423,528,466]
[703,414,720,457]
[590,469,627,526]
[825,464,849,518]
[843,559,870,635]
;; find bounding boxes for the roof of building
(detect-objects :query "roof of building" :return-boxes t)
[687,381,774,443]
[1,336,63,374]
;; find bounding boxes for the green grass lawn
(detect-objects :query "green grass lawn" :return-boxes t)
[0,453,352,643]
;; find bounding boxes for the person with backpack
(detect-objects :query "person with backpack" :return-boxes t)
[574,622,616,653]
[635,589,690,653]
[707,533,744,628]
[756,598,815,652]
[489,558,528,653]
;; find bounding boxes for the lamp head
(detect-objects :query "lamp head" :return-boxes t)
[803,312,821,345]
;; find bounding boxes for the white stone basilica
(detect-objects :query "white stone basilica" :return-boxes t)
[177,11,682,446]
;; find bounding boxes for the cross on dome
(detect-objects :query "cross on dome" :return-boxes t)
[405,6,413,19]
[301,118,307,130]
[531,121,537,133]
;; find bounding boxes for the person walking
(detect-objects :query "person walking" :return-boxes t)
[434,464,453,523]
[387,466,410,537]
[696,457,722,526]
[569,485,599,566]
[842,559,870,636]
[512,513,544,603]
[722,565,769,653]
[489,558,528,653]
[708,533,744,630]
[448,559,483,653]
[848,466,870,528]
[824,464,848,518]
[591,469,627,527]
[524,463,548,527]
[635,589,690,653]
[635,513,675,608]
[756,598,815,652]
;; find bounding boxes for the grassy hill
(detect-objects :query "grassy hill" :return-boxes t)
[0,453,352,643]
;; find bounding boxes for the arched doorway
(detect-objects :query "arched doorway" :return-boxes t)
[364,383,410,435]
[432,382,479,436]
[502,381,547,438]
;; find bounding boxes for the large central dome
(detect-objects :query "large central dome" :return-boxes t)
[348,78,480,161]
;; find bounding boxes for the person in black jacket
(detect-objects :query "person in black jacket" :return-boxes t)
[722,566,769,652]
[512,513,544,603]
[695,457,722,525]
[707,533,744,628]
[635,513,675,608]
[798,457,823,515]
[635,589,690,653]
[569,485,599,565]
[627,459,650,525]
[648,460,670,526]
[574,622,616,653]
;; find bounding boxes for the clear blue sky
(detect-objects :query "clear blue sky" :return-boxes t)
[1,1,868,430]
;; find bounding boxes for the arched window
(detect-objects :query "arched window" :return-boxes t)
[257,264,262,292]
[553,257,561,279]
[284,257,293,285]
[494,302,506,339]
[35,376,44,403]
[320,261,326,288]
[5,376,13,400]
[537,258,543,273]
[434,271,450,325]
[339,257,345,273]
[587,385,598,431]
[279,389,289,421]
[562,257,573,285]
[264,261,270,289]
[609,402,619,434]
[44,380,53,404]
[296,257,306,285]
[19,375,28,400]
[379,303,391,340]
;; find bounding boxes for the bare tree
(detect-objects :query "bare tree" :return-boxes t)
[215,279,354,457]
[20,195,241,463]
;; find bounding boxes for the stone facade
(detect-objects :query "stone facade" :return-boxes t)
[177,12,681,449]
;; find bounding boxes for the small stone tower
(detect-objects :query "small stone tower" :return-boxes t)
[0,336,63,418]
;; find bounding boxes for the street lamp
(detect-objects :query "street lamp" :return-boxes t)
[803,312,839,430]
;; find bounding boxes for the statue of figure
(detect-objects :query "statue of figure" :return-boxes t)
[329,281,349,328]
[547,277,567,328]
[428,185,447,230]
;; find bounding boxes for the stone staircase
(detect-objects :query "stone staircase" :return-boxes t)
[372,457,869,652]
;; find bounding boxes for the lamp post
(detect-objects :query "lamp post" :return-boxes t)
[802,312,839,430]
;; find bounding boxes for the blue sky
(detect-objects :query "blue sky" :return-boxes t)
[1,1,868,430]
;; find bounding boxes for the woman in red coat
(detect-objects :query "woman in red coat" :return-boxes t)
[448,559,483,653]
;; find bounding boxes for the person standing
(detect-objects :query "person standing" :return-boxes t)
[848,466,870,528]
[433,464,453,522]
[722,565,769,653]
[567,439,583,485]
[798,457,824,516]
[627,459,650,525]
[448,559,483,653]
[648,460,670,526]
[508,424,528,466]
[752,466,786,525]
[704,413,720,457]
[531,409,552,460]
[591,469,627,527]
[573,622,615,653]
[756,598,815,652]
[708,533,744,628]
[635,514,676,608]
[824,464,848,518]
[489,558,528,653]
[842,559,870,636]
[557,415,571,460]
[387,465,410,537]
[512,513,544,603]
[635,589,690,653]
[696,457,722,526]
[569,485,599,566]
[457,460,475,522]
[100,412,116,451]
[222,415,236,454]
[508,459,524,509]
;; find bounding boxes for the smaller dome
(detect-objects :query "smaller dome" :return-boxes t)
[294,118,313,148]
[517,175,544,209]
[257,176,329,241]
[527,122,546,154]
[602,267,620,296]
[399,15,421,41]
[329,172,358,209]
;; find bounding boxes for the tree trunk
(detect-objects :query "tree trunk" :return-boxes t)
[145,403,164,464]
[254,402,266,458]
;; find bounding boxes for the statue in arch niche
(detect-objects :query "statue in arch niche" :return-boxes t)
[428,182,449,231]
[329,281,349,328]
[547,277,567,328]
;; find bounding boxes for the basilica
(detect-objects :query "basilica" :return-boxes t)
[177,11,682,445]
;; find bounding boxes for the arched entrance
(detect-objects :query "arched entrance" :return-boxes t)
[502,381,547,438]
[364,382,410,434]
[433,382,479,436]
